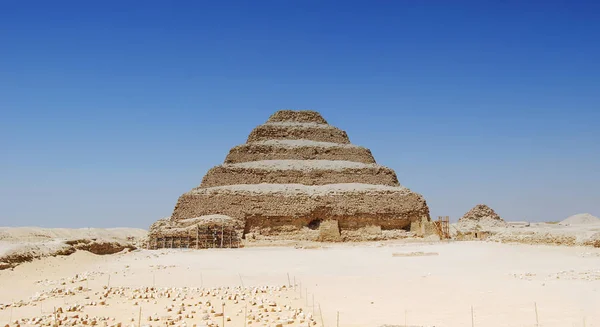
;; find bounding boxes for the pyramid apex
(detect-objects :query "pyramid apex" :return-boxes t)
[267,110,328,124]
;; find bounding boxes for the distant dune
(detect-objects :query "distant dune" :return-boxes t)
[0,227,146,270]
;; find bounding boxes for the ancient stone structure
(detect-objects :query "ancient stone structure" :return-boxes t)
[454,204,508,239]
[150,110,430,243]
[459,204,504,223]
[148,215,242,249]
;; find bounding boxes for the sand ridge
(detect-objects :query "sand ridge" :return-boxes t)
[559,213,600,226]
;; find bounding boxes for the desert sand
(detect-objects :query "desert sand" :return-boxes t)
[0,227,146,270]
[1,241,599,327]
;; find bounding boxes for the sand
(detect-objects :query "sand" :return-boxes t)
[560,213,600,226]
[0,228,146,270]
[1,241,599,327]
[0,227,147,243]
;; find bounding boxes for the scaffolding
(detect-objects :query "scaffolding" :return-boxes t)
[148,224,241,249]
[434,216,451,240]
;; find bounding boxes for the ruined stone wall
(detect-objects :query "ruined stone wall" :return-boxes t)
[267,110,328,124]
[247,124,350,144]
[199,165,399,187]
[171,187,430,234]
[225,143,376,164]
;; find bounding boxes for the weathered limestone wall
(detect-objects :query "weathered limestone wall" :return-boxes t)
[225,143,376,164]
[267,110,328,124]
[247,124,350,144]
[199,165,399,188]
[171,187,430,233]
[410,216,438,237]
[317,220,341,242]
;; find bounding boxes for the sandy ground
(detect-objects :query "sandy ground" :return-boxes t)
[0,227,147,243]
[452,219,600,246]
[1,241,599,327]
[0,227,147,270]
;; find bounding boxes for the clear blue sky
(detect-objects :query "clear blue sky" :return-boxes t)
[1,1,599,228]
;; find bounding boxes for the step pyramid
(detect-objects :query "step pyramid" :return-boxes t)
[153,110,430,242]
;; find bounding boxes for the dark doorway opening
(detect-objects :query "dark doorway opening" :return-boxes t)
[307,219,322,230]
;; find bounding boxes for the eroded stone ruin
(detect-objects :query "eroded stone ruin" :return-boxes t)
[149,110,430,245]
[454,204,508,240]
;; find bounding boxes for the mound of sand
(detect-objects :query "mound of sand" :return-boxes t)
[0,227,147,242]
[559,213,600,226]
[0,227,146,270]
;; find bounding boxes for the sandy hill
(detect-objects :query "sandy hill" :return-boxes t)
[559,213,600,226]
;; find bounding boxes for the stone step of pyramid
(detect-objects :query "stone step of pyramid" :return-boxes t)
[173,183,427,231]
[266,110,329,124]
[225,140,376,164]
[247,122,350,144]
[199,160,399,188]
[187,182,408,195]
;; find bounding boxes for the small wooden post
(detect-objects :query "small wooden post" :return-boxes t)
[107,274,111,288]
[534,302,539,327]
[319,304,325,327]
[337,311,339,327]
[471,305,475,327]
[305,289,308,306]
[287,273,291,287]
[221,221,224,248]
[244,303,247,327]
[138,306,142,327]
[239,273,244,288]
[222,302,225,327]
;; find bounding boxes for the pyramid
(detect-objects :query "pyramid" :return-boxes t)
[152,110,430,243]
[456,204,507,232]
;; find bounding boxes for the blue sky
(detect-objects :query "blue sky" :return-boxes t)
[1,1,599,228]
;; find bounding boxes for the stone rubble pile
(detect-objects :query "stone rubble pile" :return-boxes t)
[1,273,320,327]
[455,204,508,233]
